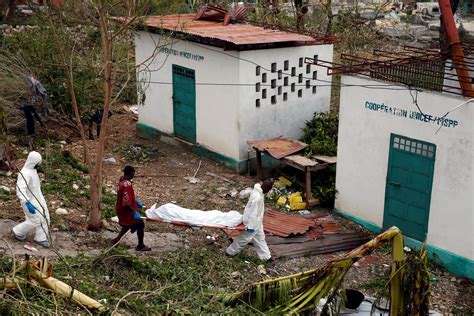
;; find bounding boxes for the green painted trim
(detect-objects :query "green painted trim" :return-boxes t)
[333,208,474,280]
[137,123,280,174]
[137,122,162,139]
[136,122,246,172]
[333,208,382,233]
[192,146,241,171]
[404,237,474,280]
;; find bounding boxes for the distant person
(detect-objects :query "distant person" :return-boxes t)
[19,104,43,136]
[88,109,112,139]
[111,165,151,251]
[226,179,273,261]
[12,151,51,248]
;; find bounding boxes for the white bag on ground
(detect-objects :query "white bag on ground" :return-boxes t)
[145,203,243,227]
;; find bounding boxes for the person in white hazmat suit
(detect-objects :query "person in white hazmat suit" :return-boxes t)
[12,151,51,248]
[226,179,273,260]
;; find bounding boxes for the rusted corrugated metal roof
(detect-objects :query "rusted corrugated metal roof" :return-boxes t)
[306,215,344,240]
[270,232,372,258]
[266,235,308,245]
[143,14,319,49]
[248,138,308,159]
[263,209,315,237]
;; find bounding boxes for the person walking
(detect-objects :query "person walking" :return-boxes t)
[111,165,151,251]
[226,179,273,260]
[12,151,50,248]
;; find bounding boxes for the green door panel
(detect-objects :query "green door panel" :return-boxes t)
[383,134,436,241]
[172,64,196,143]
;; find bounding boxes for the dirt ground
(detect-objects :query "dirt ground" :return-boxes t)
[0,112,473,314]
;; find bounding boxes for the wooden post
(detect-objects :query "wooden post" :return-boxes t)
[256,150,263,180]
[305,167,312,204]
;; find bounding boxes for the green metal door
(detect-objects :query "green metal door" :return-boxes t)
[383,134,436,241]
[172,65,196,143]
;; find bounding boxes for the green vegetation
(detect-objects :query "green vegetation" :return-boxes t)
[360,277,387,292]
[41,149,90,210]
[13,135,115,218]
[301,112,338,157]
[301,112,338,205]
[1,19,104,118]
[0,186,14,201]
[0,248,265,314]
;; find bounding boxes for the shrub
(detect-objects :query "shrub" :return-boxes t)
[301,112,338,156]
[301,112,339,205]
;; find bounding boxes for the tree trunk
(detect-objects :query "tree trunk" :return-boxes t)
[294,0,304,31]
[326,0,333,35]
[87,5,114,230]
[4,0,16,24]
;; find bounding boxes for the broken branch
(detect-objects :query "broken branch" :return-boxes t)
[28,265,106,312]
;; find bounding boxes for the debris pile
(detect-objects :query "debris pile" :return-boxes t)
[263,211,372,258]
[226,207,372,259]
[117,143,160,163]
[271,176,306,211]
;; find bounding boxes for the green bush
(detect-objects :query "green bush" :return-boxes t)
[301,112,339,205]
[301,112,338,156]
[1,14,135,121]
[2,22,98,115]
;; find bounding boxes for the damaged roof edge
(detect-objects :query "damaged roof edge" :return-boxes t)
[138,25,322,51]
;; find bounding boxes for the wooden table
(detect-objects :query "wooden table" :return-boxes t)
[253,148,337,207]
[282,155,330,207]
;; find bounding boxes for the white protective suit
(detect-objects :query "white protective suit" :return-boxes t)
[226,183,271,260]
[12,151,50,244]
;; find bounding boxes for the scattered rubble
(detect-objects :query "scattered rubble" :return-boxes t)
[103,157,117,164]
[0,185,11,192]
[185,176,200,184]
[238,187,253,199]
[231,271,242,279]
[257,265,266,275]
[55,208,68,215]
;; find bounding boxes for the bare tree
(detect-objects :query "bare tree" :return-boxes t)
[44,0,172,229]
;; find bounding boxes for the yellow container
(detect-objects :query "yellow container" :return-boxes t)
[277,196,287,206]
[278,176,292,187]
[273,180,285,188]
[290,201,306,211]
[289,192,303,204]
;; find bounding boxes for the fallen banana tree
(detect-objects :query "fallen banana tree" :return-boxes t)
[0,256,106,313]
[220,226,428,314]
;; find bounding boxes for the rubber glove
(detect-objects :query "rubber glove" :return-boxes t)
[133,211,141,221]
[136,200,144,209]
[25,201,36,214]
[246,227,255,233]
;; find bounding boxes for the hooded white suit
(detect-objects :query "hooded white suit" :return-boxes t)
[226,183,271,260]
[12,151,50,244]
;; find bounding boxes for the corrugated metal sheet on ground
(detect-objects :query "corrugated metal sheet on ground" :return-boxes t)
[248,138,308,159]
[263,209,315,237]
[144,14,317,46]
[266,235,308,245]
[269,232,372,258]
[305,214,344,240]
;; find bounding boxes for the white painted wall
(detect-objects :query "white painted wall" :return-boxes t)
[135,31,241,159]
[136,30,333,163]
[336,75,473,260]
[238,45,333,160]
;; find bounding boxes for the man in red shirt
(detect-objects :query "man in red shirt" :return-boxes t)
[111,165,151,251]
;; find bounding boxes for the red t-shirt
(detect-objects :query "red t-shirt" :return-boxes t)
[116,179,138,226]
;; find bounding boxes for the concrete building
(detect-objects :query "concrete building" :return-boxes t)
[134,14,334,172]
[316,49,474,279]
